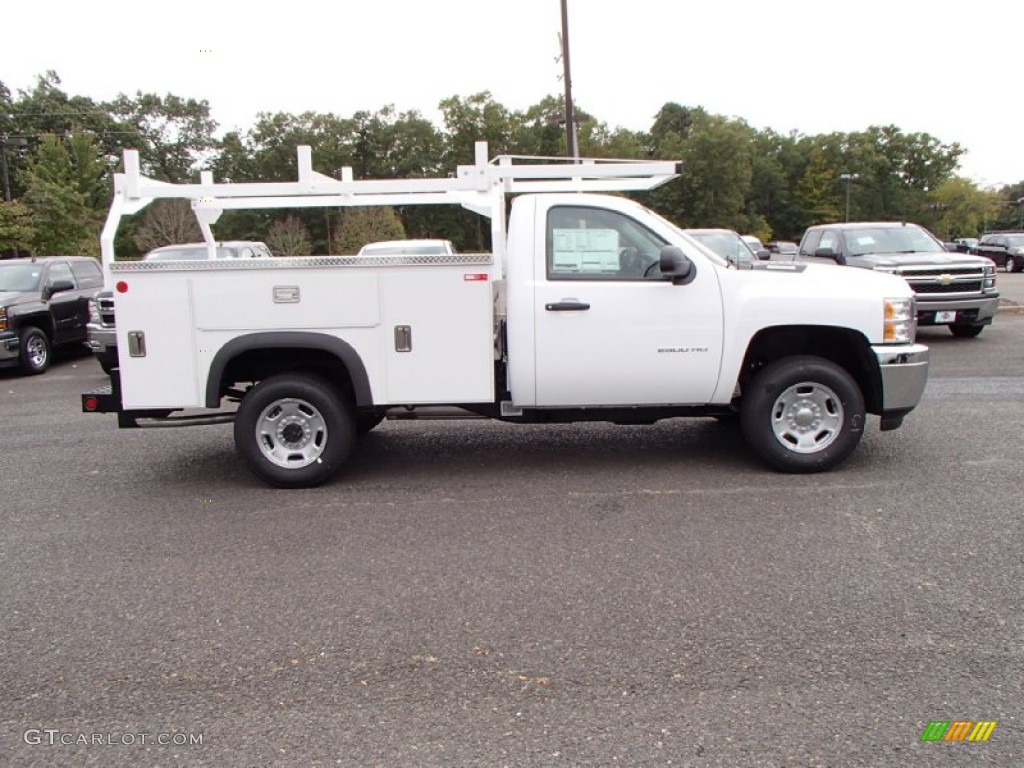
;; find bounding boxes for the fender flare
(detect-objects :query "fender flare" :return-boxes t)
[205,332,372,408]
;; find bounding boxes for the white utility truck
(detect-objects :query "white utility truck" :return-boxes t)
[83,143,929,487]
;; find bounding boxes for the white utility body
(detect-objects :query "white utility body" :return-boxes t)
[84,143,930,486]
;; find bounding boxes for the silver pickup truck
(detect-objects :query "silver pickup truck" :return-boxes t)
[794,222,999,338]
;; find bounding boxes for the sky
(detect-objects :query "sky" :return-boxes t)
[5,0,1023,188]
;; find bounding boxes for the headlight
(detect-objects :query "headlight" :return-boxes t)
[88,298,100,323]
[883,297,915,343]
[983,262,997,291]
[0,306,6,332]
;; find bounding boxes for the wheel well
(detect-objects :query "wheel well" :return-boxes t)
[739,326,882,414]
[17,316,54,340]
[217,348,358,404]
[206,333,372,409]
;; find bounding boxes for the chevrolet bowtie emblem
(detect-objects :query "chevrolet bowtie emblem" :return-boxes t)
[938,273,954,285]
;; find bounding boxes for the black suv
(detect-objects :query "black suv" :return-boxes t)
[0,256,103,374]
[974,231,1024,273]
[796,222,999,338]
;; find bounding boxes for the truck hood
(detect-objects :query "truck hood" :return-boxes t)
[0,290,38,306]
[850,251,992,268]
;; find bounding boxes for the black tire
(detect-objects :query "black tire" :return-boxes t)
[18,326,51,375]
[233,372,356,488]
[740,355,865,473]
[356,412,385,435]
[98,356,116,375]
[942,323,983,337]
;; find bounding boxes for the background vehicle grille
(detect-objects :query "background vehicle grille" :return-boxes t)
[908,281,983,295]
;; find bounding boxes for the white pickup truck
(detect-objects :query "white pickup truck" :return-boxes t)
[83,143,929,487]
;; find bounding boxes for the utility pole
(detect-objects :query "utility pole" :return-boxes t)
[559,0,577,160]
[0,135,28,203]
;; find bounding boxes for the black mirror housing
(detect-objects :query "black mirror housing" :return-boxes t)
[660,245,695,285]
[44,279,75,299]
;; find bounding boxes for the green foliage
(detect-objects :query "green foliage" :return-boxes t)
[1,71,1017,253]
[335,207,406,254]
[22,133,106,255]
[0,200,36,253]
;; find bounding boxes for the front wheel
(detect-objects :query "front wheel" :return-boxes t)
[740,356,865,473]
[233,373,356,487]
[19,326,51,375]
[949,324,984,338]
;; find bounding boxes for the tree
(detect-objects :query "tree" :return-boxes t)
[0,200,36,254]
[335,207,405,254]
[266,215,312,256]
[22,133,107,255]
[795,147,841,227]
[134,199,202,252]
[104,91,219,182]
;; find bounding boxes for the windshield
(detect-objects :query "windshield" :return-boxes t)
[145,246,239,261]
[774,242,798,254]
[845,226,943,256]
[686,231,756,264]
[0,264,44,292]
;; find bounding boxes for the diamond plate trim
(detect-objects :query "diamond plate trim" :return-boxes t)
[110,254,494,272]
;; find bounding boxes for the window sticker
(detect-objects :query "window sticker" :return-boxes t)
[552,228,620,273]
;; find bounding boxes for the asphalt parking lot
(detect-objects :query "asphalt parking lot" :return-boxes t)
[2,283,1023,767]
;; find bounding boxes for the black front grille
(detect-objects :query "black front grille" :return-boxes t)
[898,267,980,278]
[909,281,983,295]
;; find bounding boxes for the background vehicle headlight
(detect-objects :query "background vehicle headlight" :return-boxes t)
[0,307,7,332]
[983,262,997,291]
[88,298,100,323]
[884,298,915,343]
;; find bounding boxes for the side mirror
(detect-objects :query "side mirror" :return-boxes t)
[814,246,846,265]
[659,245,695,285]
[756,249,772,261]
[44,279,75,299]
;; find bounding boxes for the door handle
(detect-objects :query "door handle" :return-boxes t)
[545,300,591,311]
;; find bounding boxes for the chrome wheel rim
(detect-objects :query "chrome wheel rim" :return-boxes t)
[255,397,328,469]
[26,335,47,368]
[770,381,843,454]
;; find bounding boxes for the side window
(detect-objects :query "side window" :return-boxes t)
[547,206,667,281]
[47,262,75,288]
[800,230,821,255]
[70,260,103,289]
[818,231,839,252]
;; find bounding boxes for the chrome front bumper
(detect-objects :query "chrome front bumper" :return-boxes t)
[872,343,930,413]
[915,295,998,322]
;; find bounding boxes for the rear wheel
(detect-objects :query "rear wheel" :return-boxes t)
[1006,255,1018,273]
[740,356,865,473]
[18,326,51,375]
[233,373,355,487]
[949,324,984,338]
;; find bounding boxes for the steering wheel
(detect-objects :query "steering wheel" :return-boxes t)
[642,259,661,278]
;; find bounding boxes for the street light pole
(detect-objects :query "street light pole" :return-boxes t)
[839,173,859,222]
